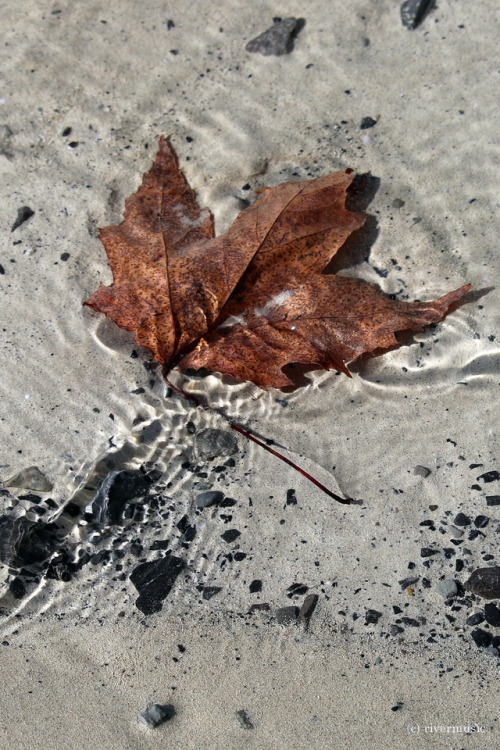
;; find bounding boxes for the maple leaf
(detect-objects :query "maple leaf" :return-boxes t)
[85,137,470,390]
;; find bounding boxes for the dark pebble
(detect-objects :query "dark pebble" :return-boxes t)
[414,465,431,478]
[454,512,471,527]
[466,612,485,626]
[299,594,319,627]
[130,555,185,615]
[474,515,490,528]
[11,206,35,232]
[202,586,221,600]
[389,624,404,636]
[420,547,439,558]
[137,703,175,728]
[245,17,300,56]
[275,606,299,625]
[249,602,270,613]
[221,529,240,543]
[400,0,434,30]
[401,617,420,627]
[360,116,377,130]
[286,488,297,506]
[249,579,262,593]
[9,577,26,599]
[484,602,500,627]
[471,628,492,648]
[464,567,500,599]
[365,609,382,625]
[195,490,224,509]
[486,496,500,507]
[88,469,156,525]
[478,470,500,483]
[236,709,254,730]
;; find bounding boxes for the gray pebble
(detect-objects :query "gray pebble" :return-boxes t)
[413,465,431,478]
[246,18,299,56]
[137,703,175,729]
[435,579,458,599]
[236,709,254,730]
[5,466,53,492]
[389,624,404,636]
[275,606,299,625]
[194,428,238,462]
[195,490,224,509]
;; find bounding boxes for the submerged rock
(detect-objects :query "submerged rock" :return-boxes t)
[245,17,299,56]
[0,515,57,566]
[137,703,175,728]
[194,428,238,462]
[400,0,434,30]
[86,469,159,525]
[195,490,224,509]
[465,567,500,600]
[130,555,185,615]
[5,466,53,492]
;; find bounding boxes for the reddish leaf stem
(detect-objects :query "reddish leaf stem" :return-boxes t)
[165,375,351,506]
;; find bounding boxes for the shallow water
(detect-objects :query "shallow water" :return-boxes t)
[1,0,499,656]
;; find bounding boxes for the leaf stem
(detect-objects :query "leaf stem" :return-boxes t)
[164,374,352,506]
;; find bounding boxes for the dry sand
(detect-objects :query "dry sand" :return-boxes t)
[1,1,499,748]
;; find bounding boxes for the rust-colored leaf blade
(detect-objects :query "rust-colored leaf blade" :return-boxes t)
[180,277,471,388]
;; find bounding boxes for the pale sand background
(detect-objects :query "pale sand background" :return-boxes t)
[1,1,500,748]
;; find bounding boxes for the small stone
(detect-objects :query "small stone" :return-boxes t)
[137,703,175,728]
[9,577,26,599]
[194,428,238,462]
[249,579,262,593]
[202,586,221,600]
[389,624,404,636]
[471,628,492,648]
[221,529,240,543]
[195,490,224,509]
[466,612,485,626]
[486,496,500,507]
[275,606,299,625]
[130,555,185,615]
[420,547,439,558]
[392,198,405,209]
[435,579,458,600]
[245,17,299,56]
[448,526,463,539]
[6,466,53,492]
[400,0,434,30]
[454,512,471,527]
[474,515,490,528]
[414,465,431,478]
[401,617,420,627]
[360,116,377,130]
[11,206,35,232]
[299,594,319,627]
[465,567,500,599]
[249,602,270,613]
[484,602,500,627]
[478,470,500,483]
[236,709,254,730]
[365,608,382,625]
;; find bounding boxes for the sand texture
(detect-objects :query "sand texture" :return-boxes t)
[1,1,499,748]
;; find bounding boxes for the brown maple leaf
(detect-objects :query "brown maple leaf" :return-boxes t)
[85,137,470,390]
